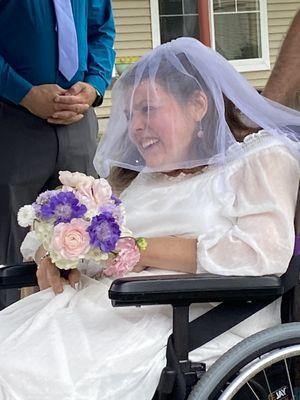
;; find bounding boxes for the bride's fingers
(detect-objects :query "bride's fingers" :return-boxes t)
[46,263,64,294]
[132,263,147,273]
[68,269,81,289]
[36,258,53,290]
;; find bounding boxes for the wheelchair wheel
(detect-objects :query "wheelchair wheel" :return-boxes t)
[188,322,300,400]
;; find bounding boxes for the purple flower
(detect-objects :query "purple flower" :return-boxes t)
[39,191,87,224]
[34,190,61,219]
[111,194,122,206]
[36,190,60,205]
[99,203,124,225]
[32,202,42,217]
[87,212,121,252]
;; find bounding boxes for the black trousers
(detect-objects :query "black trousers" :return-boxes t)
[0,101,98,307]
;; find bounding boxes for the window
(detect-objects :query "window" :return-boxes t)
[210,0,270,71]
[159,0,200,43]
[150,0,270,72]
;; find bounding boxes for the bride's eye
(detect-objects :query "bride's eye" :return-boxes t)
[142,105,156,114]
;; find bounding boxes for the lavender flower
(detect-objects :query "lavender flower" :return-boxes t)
[36,190,60,205]
[99,203,124,225]
[32,202,42,218]
[87,212,121,252]
[39,191,87,224]
[111,194,122,206]
[34,190,61,219]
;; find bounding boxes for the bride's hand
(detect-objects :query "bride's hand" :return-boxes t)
[132,262,148,273]
[35,249,81,294]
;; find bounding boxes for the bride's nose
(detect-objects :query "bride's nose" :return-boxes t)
[130,111,147,137]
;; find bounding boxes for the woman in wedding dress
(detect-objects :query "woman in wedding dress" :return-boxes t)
[0,38,300,400]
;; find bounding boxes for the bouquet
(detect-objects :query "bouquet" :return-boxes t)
[17,171,147,277]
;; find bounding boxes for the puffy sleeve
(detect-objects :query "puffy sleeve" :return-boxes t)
[20,231,41,262]
[197,143,300,276]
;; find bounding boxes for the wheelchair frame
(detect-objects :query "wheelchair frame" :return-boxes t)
[0,252,299,400]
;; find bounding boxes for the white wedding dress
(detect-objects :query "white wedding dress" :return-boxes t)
[0,132,299,400]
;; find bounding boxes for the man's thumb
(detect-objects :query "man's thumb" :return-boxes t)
[66,82,83,95]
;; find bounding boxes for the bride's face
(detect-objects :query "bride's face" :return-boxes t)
[127,82,200,169]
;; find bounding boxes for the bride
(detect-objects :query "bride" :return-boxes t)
[0,38,300,400]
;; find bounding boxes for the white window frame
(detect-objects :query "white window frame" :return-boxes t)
[150,0,270,73]
[150,0,161,48]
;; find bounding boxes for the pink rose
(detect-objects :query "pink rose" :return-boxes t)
[91,179,112,207]
[59,171,95,188]
[50,219,90,260]
[104,237,140,277]
[59,171,112,210]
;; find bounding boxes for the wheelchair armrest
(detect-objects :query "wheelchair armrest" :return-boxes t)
[109,273,284,307]
[0,262,37,289]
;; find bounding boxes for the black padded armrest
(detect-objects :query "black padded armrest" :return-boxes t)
[0,263,37,289]
[109,273,284,307]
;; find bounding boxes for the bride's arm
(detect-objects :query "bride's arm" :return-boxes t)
[137,237,197,273]
[136,144,299,276]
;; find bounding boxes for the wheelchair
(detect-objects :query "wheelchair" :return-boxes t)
[1,200,300,400]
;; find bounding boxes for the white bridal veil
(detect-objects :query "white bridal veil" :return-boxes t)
[94,37,300,177]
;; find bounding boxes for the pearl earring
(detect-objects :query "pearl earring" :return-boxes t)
[197,122,204,138]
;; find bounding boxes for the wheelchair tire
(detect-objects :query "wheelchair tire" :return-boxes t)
[188,322,300,400]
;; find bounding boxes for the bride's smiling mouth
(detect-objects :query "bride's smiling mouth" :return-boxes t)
[139,137,160,152]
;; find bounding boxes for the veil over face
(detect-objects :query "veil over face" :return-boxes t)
[94,38,300,177]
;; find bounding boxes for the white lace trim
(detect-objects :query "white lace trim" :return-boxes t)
[226,130,277,158]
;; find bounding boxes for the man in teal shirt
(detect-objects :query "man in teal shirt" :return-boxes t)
[0,0,115,307]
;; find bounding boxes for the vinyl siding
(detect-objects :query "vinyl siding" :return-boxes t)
[96,0,299,129]
[96,0,153,131]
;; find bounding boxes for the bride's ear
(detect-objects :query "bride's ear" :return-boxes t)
[188,90,208,122]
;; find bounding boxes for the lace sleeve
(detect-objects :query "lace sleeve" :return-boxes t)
[197,143,300,276]
[20,231,41,262]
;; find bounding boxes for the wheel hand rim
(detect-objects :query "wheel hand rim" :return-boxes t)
[218,344,300,400]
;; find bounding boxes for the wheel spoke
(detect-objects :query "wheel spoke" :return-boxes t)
[246,381,260,400]
[284,358,295,400]
[262,369,272,394]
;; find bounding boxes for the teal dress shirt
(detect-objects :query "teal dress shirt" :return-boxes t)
[0,0,115,104]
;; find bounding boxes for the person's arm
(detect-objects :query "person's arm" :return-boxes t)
[0,53,75,120]
[84,0,116,96]
[0,54,33,104]
[137,143,299,277]
[262,10,300,105]
[137,237,197,274]
[196,144,299,276]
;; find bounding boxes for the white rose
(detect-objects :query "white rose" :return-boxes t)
[34,221,54,246]
[17,205,36,228]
